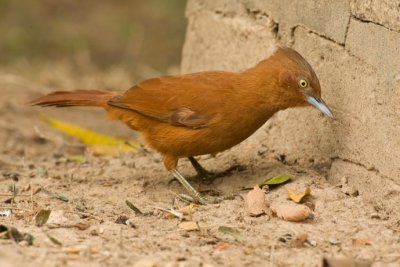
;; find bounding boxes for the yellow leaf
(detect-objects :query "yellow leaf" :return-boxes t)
[286,186,311,203]
[39,114,141,155]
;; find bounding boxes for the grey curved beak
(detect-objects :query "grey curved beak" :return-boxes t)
[307,96,333,117]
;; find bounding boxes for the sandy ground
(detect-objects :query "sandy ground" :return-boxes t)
[0,70,399,267]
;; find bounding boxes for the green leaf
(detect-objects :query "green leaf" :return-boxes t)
[35,209,51,226]
[40,186,69,202]
[0,224,34,245]
[46,233,62,246]
[218,226,241,239]
[260,175,292,186]
[125,200,143,215]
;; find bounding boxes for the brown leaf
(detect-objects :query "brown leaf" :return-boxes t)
[74,223,90,231]
[213,242,230,250]
[178,204,199,215]
[352,238,373,246]
[271,204,312,222]
[246,185,270,217]
[286,186,311,203]
[178,221,199,231]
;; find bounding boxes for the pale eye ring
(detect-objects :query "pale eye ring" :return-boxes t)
[299,79,308,88]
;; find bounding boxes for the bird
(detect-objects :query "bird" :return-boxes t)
[30,46,332,204]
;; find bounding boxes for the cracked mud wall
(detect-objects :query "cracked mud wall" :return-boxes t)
[181,0,400,213]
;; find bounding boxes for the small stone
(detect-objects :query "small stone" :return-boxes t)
[370,213,381,219]
[328,236,341,245]
[341,185,359,197]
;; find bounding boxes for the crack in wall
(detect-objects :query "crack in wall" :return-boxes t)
[331,156,400,187]
[351,15,400,34]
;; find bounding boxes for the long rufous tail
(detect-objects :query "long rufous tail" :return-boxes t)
[30,89,120,108]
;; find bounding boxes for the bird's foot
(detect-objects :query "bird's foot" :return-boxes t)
[190,164,247,185]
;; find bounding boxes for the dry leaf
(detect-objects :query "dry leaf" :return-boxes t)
[35,209,51,227]
[246,185,270,217]
[0,224,34,245]
[271,204,312,222]
[178,203,199,215]
[125,200,144,215]
[352,238,373,246]
[218,226,240,240]
[213,242,230,250]
[62,246,84,254]
[261,175,292,186]
[178,221,199,231]
[74,223,90,231]
[40,114,141,156]
[286,186,311,203]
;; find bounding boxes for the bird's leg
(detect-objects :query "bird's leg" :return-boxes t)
[188,156,211,179]
[171,169,236,204]
[171,169,208,204]
[188,156,246,184]
[165,155,223,204]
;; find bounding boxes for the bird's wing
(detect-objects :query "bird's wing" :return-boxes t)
[108,72,234,129]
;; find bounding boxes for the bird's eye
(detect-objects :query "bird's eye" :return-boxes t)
[299,79,308,88]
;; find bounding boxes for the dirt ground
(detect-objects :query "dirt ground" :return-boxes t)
[1,68,399,267]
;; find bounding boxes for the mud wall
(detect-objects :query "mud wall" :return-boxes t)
[181,0,400,211]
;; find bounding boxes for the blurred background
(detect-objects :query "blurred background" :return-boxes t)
[0,1,187,157]
[0,0,186,89]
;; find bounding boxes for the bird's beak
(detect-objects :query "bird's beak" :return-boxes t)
[306,95,333,117]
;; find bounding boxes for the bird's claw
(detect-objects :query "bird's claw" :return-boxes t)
[191,164,247,185]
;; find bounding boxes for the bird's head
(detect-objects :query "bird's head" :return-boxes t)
[273,46,333,117]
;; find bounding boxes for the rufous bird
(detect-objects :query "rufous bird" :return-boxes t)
[31,46,332,204]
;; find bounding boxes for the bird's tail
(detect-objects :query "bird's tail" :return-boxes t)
[30,89,120,108]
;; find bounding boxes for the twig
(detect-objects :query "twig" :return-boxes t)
[64,210,102,221]
[0,194,32,197]
[154,206,183,219]
[30,186,34,213]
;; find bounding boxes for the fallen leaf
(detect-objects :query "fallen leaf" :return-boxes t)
[66,154,87,163]
[156,207,183,220]
[40,186,69,202]
[126,200,144,215]
[74,223,90,231]
[46,233,62,246]
[178,203,199,215]
[115,215,129,224]
[35,209,51,226]
[178,221,199,231]
[352,238,373,246]
[62,246,84,254]
[40,114,141,156]
[292,233,308,247]
[213,242,230,250]
[218,226,240,240]
[261,175,292,186]
[286,186,311,203]
[0,224,34,245]
[271,204,312,222]
[246,185,270,217]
